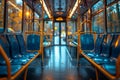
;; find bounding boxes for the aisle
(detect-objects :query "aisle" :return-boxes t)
[42,46,79,80]
[23,46,102,80]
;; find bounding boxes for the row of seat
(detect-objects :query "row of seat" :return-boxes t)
[0,34,40,80]
[67,35,78,59]
[80,33,120,79]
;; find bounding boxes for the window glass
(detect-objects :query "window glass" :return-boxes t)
[118,1,120,15]
[83,10,91,32]
[107,3,120,32]
[0,0,4,32]
[7,0,22,33]
[34,12,40,32]
[107,0,115,5]
[24,3,33,31]
[92,12,105,33]
[67,21,76,35]
[44,21,53,33]
[92,0,104,13]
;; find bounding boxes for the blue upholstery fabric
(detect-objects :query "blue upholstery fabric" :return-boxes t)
[80,34,94,50]
[102,35,120,75]
[102,63,116,75]
[0,65,21,76]
[7,34,21,58]
[110,35,120,58]
[93,34,114,64]
[0,35,11,64]
[0,34,28,65]
[86,34,105,57]
[27,34,40,50]
[16,34,37,57]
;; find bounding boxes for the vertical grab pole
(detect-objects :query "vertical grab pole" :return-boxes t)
[41,0,44,67]
[95,67,99,80]
[77,2,81,67]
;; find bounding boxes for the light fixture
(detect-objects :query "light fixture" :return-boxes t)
[56,17,63,21]
[40,0,52,19]
[68,0,81,18]
[25,11,30,18]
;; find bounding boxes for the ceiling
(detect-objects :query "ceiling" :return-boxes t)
[26,0,98,20]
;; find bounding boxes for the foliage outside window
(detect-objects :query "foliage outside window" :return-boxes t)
[67,21,76,35]
[92,12,105,33]
[34,12,40,32]
[92,0,105,33]
[7,0,22,33]
[44,21,53,34]
[83,10,91,32]
[24,3,33,31]
[107,3,120,32]
[0,0,4,32]
[92,0,104,13]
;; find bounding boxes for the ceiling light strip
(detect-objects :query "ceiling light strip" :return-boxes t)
[68,0,81,18]
[40,0,52,18]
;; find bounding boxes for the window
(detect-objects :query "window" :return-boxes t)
[92,12,105,33]
[7,0,22,33]
[67,21,76,35]
[0,0,4,32]
[24,3,33,32]
[107,3,120,32]
[44,21,53,33]
[34,12,40,32]
[107,0,115,5]
[92,0,105,33]
[92,0,104,13]
[83,10,91,32]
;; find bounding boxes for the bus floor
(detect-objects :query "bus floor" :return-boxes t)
[16,46,109,80]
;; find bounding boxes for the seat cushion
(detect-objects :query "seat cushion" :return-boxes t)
[102,63,116,75]
[21,53,35,59]
[11,59,28,65]
[93,57,116,64]
[0,65,21,76]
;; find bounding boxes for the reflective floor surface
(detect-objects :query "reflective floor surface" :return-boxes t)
[16,46,109,80]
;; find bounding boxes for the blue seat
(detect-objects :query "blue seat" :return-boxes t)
[6,34,29,65]
[85,34,105,58]
[0,65,21,77]
[80,34,94,50]
[101,35,120,75]
[0,45,22,77]
[16,34,37,58]
[92,34,114,64]
[27,34,40,50]
[0,35,29,65]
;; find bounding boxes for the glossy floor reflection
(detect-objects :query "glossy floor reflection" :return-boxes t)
[16,46,109,80]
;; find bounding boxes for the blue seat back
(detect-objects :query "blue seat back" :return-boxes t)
[94,34,105,53]
[27,34,40,50]
[80,34,94,50]
[0,35,11,63]
[7,34,20,58]
[111,35,120,58]
[73,36,78,43]
[16,34,26,53]
[101,34,114,56]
